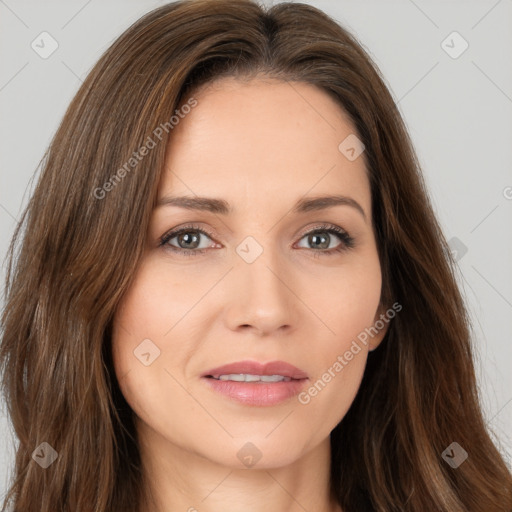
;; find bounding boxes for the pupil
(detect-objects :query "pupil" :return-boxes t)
[180,231,199,249]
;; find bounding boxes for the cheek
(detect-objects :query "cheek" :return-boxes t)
[111,262,170,415]
[111,256,200,370]
[296,348,367,446]
[296,253,381,422]
[310,252,383,342]
[110,256,212,431]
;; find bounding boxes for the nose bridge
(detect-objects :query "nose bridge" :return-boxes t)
[224,232,298,334]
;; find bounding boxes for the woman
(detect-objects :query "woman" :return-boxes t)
[1,0,511,510]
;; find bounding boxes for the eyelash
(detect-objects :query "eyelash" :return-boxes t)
[159,223,355,258]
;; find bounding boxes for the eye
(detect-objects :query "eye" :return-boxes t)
[159,224,216,257]
[295,224,355,256]
[159,223,355,257]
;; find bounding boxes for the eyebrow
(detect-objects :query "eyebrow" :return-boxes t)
[156,194,367,220]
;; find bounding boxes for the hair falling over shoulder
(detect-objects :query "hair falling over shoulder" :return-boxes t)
[1,1,511,510]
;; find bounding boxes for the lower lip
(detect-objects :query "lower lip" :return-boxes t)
[202,377,308,406]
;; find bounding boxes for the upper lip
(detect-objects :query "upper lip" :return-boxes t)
[202,360,308,380]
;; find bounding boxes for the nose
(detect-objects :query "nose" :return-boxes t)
[223,251,301,336]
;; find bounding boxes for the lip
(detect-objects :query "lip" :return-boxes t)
[201,360,309,406]
[202,360,308,380]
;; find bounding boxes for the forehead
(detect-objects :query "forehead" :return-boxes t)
[160,77,370,214]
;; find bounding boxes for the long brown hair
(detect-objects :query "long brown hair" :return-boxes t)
[1,1,511,510]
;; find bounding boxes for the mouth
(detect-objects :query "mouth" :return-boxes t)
[207,374,294,382]
[201,360,308,406]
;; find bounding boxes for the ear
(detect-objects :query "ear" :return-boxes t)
[368,303,393,352]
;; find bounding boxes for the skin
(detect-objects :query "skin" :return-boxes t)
[112,76,389,512]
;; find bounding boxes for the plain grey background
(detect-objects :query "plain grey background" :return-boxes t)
[1,0,511,500]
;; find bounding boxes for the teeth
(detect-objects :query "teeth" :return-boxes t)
[216,374,291,382]
[259,375,291,382]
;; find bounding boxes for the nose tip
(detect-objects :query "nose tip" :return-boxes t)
[224,259,297,336]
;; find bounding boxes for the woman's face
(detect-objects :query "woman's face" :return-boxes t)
[112,77,387,469]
